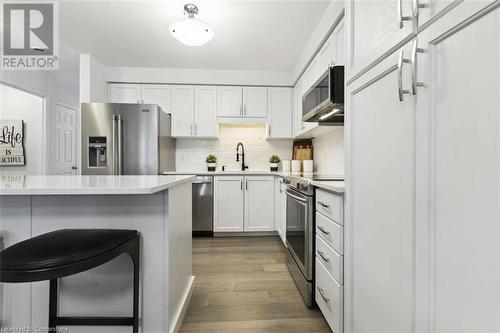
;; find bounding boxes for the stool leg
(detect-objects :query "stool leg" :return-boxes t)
[131,238,140,333]
[48,279,58,331]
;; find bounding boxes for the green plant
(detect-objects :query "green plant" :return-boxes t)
[269,155,281,163]
[206,154,217,163]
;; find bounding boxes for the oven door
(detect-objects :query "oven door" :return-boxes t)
[285,187,314,280]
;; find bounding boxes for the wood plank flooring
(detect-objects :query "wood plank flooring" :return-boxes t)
[179,236,332,333]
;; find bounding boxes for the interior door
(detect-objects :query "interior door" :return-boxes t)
[414,5,500,331]
[55,104,78,175]
[243,87,267,118]
[217,86,242,117]
[345,39,416,333]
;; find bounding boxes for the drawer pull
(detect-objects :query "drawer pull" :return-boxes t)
[318,287,329,303]
[318,201,330,208]
[317,250,330,263]
[318,226,330,235]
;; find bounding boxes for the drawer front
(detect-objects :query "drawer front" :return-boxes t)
[315,258,343,333]
[315,189,343,224]
[316,212,344,254]
[316,235,343,285]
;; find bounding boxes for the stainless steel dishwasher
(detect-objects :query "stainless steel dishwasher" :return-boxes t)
[192,176,213,237]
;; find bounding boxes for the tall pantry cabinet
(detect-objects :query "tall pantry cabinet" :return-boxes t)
[344,1,499,332]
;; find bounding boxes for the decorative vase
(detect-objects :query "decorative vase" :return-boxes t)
[207,163,216,172]
[270,163,279,172]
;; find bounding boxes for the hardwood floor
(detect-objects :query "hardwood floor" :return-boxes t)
[179,236,332,333]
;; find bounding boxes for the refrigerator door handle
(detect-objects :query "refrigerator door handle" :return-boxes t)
[117,114,124,175]
[112,114,118,174]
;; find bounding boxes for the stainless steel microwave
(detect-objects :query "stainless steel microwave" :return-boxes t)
[302,66,344,124]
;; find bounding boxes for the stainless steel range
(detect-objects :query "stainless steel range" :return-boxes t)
[284,174,343,306]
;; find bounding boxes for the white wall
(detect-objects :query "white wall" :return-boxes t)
[0,41,80,174]
[176,124,293,171]
[312,128,344,175]
[80,54,108,103]
[0,84,46,175]
[106,66,293,86]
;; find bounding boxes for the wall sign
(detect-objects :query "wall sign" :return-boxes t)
[0,120,25,166]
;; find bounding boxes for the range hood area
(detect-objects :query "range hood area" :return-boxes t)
[302,66,344,125]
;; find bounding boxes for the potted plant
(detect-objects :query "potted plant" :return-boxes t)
[206,154,217,171]
[269,155,280,172]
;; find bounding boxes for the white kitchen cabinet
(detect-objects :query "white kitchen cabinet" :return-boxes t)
[171,85,195,137]
[108,83,142,104]
[215,176,275,233]
[217,86,243,117]
[214,176,244,232]
[346,0,415,81]
[413,5,499,332]
[194,86,217,137]
[345,39,416,333]
[244,176,274,231]
[274,177,287,245]
[242,87,268,118]
[267,87,293,138]
[141,84,171,112]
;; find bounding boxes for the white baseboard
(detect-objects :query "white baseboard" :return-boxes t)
[169,275,195,333]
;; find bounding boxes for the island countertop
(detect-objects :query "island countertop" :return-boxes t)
[0,175,195,195]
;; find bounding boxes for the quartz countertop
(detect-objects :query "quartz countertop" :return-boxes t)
[0,175,195,195]
[311,180,345,193]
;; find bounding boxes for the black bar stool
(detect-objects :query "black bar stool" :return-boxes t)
[0,229,140,333]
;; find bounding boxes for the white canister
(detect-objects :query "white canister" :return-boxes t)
[291,160,301,173]
[303,160,314,173]
[282,160,291,172]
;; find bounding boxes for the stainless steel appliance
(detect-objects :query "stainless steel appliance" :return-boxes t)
[192,176,213,237]
[284,174,344,306]
[284,175,315,306]
[302,66,344,124]
[81,103,175,175]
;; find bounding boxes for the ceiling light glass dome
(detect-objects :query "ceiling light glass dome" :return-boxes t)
[169,4,214,47]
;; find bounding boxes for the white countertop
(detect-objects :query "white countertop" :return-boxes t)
[0,175,195,195]
[163,171,345,193]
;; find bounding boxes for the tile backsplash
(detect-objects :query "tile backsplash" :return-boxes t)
[175,124,293,171]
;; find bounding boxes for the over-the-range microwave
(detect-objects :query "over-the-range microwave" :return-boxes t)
[302,65,344,124]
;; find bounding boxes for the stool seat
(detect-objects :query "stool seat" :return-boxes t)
[0,229,138,283]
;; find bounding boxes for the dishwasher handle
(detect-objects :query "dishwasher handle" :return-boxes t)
[193,176,213,184]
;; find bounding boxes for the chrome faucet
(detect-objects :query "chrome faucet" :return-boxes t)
[236,142,248,171]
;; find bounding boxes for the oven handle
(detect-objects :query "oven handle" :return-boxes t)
[285,189,308,203]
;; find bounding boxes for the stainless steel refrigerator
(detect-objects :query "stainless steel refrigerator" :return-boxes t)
[81,103,175,175]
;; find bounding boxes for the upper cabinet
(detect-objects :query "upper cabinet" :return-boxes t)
[109,84,142,104]
[346,0,415,82]
[171,85,218,138]
[217,86,243,117]
[217,86,268,118]
[268,87,292,138]
[141,84,171,113]
[242,87,267,118]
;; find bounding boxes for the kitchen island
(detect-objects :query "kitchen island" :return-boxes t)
[0,175,195,333]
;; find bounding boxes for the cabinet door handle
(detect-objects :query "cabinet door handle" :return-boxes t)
[240,179,243,191]
[318,287,329,303]
[398,49,411,102]
[243,104,246,115]
[318,226,330,235]
[245,178,248,190]
[317,201,330,208]
[398,0,412,28]
[190,124,193,135]
[268,125,271,136]
[240,105,243,115]
[317,250,330,263]
[195,124,198,135]
[411,39,426,95]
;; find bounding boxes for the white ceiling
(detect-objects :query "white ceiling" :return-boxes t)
[60,0,330,71]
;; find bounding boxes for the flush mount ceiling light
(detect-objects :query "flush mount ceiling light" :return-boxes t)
[169,4,214,47]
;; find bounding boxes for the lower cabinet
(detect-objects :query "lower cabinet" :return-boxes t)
[274,177,287,245]
[214,176,274,232]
